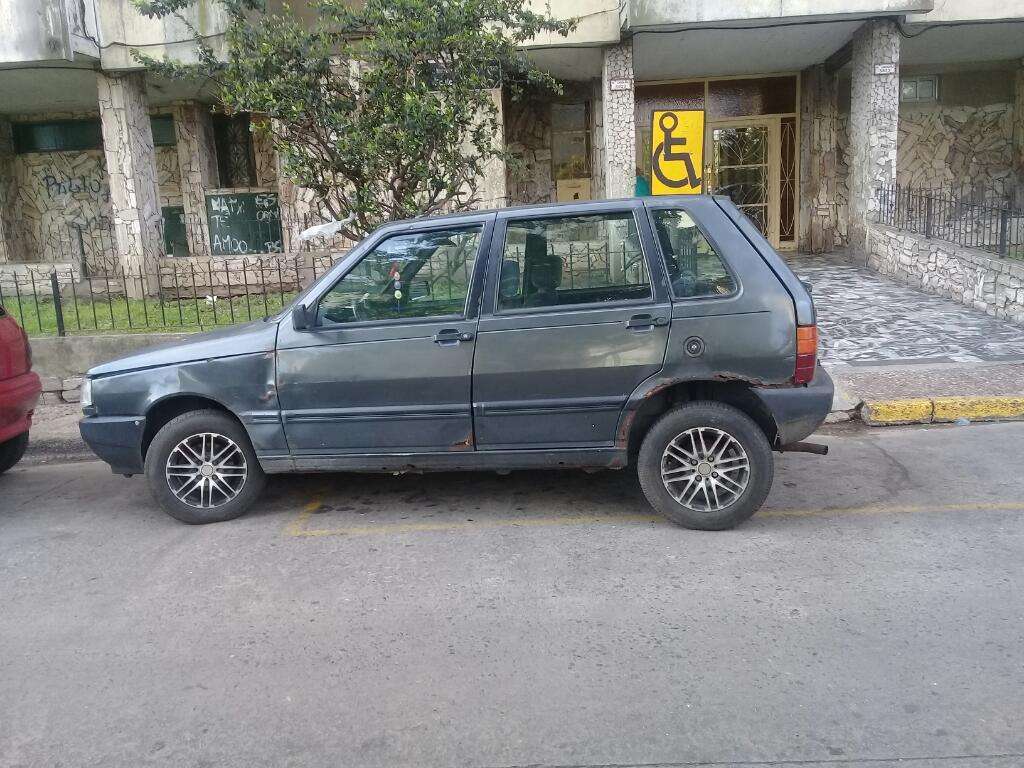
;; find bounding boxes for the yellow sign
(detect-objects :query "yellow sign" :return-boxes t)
[651,110,704,195]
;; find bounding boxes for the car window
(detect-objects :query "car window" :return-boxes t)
[497,211,651,311]
[317,225,482,325]
[651,209,737,299]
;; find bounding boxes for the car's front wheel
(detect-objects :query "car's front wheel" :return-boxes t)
[144,410,265,524]
[637,401,774,530]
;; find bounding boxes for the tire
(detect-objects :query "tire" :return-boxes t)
[144,409,265,524]
[637,401,773,531]
[0,431,29,475]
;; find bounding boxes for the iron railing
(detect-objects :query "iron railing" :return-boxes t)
[0,253,344,337]
[875,184,1024,259]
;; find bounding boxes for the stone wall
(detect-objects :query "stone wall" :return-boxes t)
[6,146,182,265]
[505,95,553,205]
[835,114,850,246]
[10,150,111,264]
[799,65,840,253]
[847,19,900,252]
[866,223,1024,326]
[898,104,1015,197]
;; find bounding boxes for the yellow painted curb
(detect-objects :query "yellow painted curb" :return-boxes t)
[861,398,933,425]
[932,396,1024,422]
[861,395,1024,425]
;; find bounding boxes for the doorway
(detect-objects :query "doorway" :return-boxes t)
[635,76,799,251]
[708,119,775,243]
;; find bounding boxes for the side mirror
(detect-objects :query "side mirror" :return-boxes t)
[292,303,312,331]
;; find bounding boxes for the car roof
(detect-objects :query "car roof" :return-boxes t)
[380,195,731,230]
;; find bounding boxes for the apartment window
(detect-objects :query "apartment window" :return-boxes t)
[13,120,103,153]
[213,114,257,188]
[900,75,938,103]
[13,116,176,154]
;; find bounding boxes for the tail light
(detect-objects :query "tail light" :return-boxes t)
[794,325,817,384]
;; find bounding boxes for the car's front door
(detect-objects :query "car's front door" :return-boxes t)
[276,218,490,455]
[472,203,672,449]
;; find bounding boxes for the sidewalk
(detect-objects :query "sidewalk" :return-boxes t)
[789,250,1024,425]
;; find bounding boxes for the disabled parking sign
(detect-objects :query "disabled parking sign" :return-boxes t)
[651,110,704,195]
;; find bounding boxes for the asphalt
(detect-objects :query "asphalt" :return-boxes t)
[2,421,1024,768]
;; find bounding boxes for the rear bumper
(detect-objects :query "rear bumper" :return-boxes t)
[752,365,834,446]
[0,371,41,444]
[79,415,146,474]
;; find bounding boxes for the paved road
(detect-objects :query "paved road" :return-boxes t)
[2,422,1024,768]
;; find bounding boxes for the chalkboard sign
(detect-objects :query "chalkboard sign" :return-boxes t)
[205,191,283,255]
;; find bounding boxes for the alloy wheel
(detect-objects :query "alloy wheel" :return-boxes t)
[660,427,750,512]
[165,432,248,509]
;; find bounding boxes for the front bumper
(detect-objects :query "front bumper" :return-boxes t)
[79,415,146,474]
[0,370,41,444]
[752,364,834,446]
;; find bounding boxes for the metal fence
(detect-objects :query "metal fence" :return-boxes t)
[0,253,344,337]
[875,184,1024,259]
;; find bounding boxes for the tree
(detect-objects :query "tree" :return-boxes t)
[137,0,574,239]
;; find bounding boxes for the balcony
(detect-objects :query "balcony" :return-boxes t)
[0,0,99,65]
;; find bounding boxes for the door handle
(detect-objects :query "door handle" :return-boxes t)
[625,314,668,331]
[433,328,473,346]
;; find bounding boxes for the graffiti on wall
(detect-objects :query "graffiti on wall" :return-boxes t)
[8,146,184,264]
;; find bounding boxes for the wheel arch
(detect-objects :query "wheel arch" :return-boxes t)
[618,378,780,458]
[141,393,239,461]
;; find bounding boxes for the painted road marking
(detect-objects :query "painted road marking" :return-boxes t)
[282,500,1024,538]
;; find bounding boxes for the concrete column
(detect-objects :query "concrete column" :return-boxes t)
[1013,61,1024,209]
[97,71,163,293]
[799,65,840,253]
[173,102,218,258]
[847,19,900,253]
[0,119,24,263]
[601,41,636,200]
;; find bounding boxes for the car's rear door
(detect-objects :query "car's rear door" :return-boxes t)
[276,215,492,455]
[471,201,672,450]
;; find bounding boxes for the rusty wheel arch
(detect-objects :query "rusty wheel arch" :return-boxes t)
[618,379,780,459]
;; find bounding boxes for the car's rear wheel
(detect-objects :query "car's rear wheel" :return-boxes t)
[637,401,773,530]
[144,410,265,524]
[0,431,29,474]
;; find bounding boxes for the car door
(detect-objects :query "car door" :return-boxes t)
[276,216,491,455]
[471,202,672,450]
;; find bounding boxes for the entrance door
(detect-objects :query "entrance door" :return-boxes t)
[708,119,778,246]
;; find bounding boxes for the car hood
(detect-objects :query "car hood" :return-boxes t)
[88,319,280,377]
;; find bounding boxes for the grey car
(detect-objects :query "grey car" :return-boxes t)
[79,196,833,530]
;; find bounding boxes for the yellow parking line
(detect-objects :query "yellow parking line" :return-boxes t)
[281,500,1024,538]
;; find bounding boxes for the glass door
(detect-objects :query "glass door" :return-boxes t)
[707,118,779,246]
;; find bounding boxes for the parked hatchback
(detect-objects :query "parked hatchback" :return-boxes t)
[80,196,833,529]
[0,305,41,474]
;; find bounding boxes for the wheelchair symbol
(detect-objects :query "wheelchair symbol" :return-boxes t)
[652,112,702,191]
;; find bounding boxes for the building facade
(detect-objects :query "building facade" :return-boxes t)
[1,0,1023,272]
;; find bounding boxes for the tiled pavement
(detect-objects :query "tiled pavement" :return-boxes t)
[784,251,1024,365]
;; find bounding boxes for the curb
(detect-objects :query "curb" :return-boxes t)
[857,396,1024,426]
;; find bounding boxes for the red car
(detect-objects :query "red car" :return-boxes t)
[0,305,40,474]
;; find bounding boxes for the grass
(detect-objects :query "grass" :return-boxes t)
[2,291,297,337]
